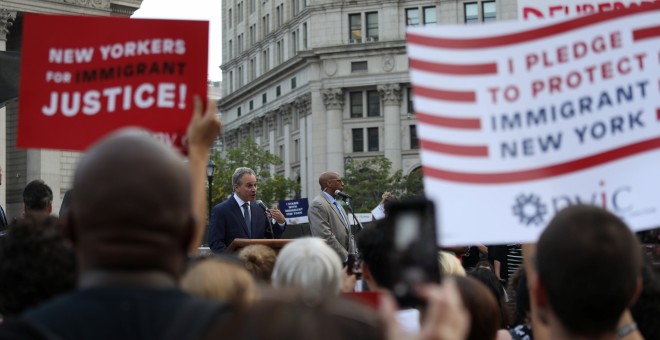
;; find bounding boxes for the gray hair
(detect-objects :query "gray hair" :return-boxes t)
[232,167,256,187]
[271,237,343,296]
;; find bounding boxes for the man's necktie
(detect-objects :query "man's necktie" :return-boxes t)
[242,202,252,237]
[333,201,349,230]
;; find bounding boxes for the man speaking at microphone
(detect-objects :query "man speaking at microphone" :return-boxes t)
[208,167,286,253]
[308,171,351,260]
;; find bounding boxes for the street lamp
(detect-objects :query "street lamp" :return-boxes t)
[205,159,216,246]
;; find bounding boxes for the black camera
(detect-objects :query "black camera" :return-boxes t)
[384,198,441,308]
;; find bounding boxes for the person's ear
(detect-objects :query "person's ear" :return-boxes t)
[47,202,53,213]
[22,204,27,217]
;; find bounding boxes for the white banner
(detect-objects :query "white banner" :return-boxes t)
[407,4,660,246]
[518,0,658,20]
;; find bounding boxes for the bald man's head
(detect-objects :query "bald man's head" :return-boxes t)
[68,129,194,278]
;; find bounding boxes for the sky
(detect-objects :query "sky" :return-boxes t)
[132,0,223,81]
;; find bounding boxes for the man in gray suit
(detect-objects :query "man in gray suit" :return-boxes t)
[308,171,350,260]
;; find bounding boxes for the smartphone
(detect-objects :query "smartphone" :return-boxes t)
[384,198,440,308]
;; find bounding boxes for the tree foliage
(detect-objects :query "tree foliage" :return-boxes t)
[209,138,301,207]
[343,156,424,213]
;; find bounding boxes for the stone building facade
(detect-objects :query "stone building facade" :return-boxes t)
[0,0,143,219]
[219,0,518,199]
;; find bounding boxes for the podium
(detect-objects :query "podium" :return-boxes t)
[226,238,293,253]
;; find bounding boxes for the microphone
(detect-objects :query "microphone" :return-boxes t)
[256,200,270,213]
[335,190,352,200]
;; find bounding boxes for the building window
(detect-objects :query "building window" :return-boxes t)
[237,106,242,117]
[407,87,414,113]
[423,6,437,25]
[238,2,243,23]
[350,12,379,43]
[276,85,281,97]
[262,49,270,72]
[349,13,361,43]
[465,3,479,24]
[367,127,379,151]
[367,90,380,117]
[350,92,363,118]
[483,1,496,22]
[262,93,267,104]
[228,39,233,59]
[302,22,308,49]
[366,12,378,42]
[351,61,368,73]
[276,40,283,64]
[407,6,436,26]
[294,139,300,162]
[262,16,267,37]
[279,145,284,158]
[238,34,243,54]
[228,8,233,27]
[249,58,255,81]
[292,31,298,54]
[410,125,419,149]
[249,26,254,45]
[229,70,234,92]
[406,8,419,26]
[249,100,254,110]
[291,77,297,89]
[351,90,379,118]
[276,5,282,27]
[352,128,364,152]
[250,0,255,13]
[238,65,244,87]
[465,1,496,23]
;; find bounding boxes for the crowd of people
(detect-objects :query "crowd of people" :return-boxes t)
[0,97,658,340]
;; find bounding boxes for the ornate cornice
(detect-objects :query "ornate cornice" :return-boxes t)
[294,93,311,116]
[377,84,402,106]
[321,88,343,110]
[266,111,277,131]
[62,0,111,9]
[251,117,263,136]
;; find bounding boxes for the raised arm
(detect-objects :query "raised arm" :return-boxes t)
[186,96,222,254]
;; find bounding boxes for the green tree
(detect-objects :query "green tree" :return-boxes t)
[343,156,425,213]
[210,138,300,207]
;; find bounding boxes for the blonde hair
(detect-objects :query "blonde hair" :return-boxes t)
[271,238,343,296]
[181,257,257,310]
[438,251,466,276]
[238,244,277,282]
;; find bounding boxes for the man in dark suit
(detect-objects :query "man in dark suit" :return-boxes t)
[208,167,286,253]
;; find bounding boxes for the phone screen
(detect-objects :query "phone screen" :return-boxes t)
[386,199,440,308]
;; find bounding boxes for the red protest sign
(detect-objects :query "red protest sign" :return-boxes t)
[17,14,208,152]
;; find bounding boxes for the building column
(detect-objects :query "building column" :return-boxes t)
[252,117,263,145]
[280,105,292,179]
[378,84,402,173]
[266,112,277,176]
[0,9,16,210]
[321,88,344,174]
[294,94,311,197]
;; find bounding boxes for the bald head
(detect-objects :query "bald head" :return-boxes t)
[69,129,194,277]
[318,172,338,190]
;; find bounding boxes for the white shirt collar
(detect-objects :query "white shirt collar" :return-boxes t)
[234,194,249,207]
